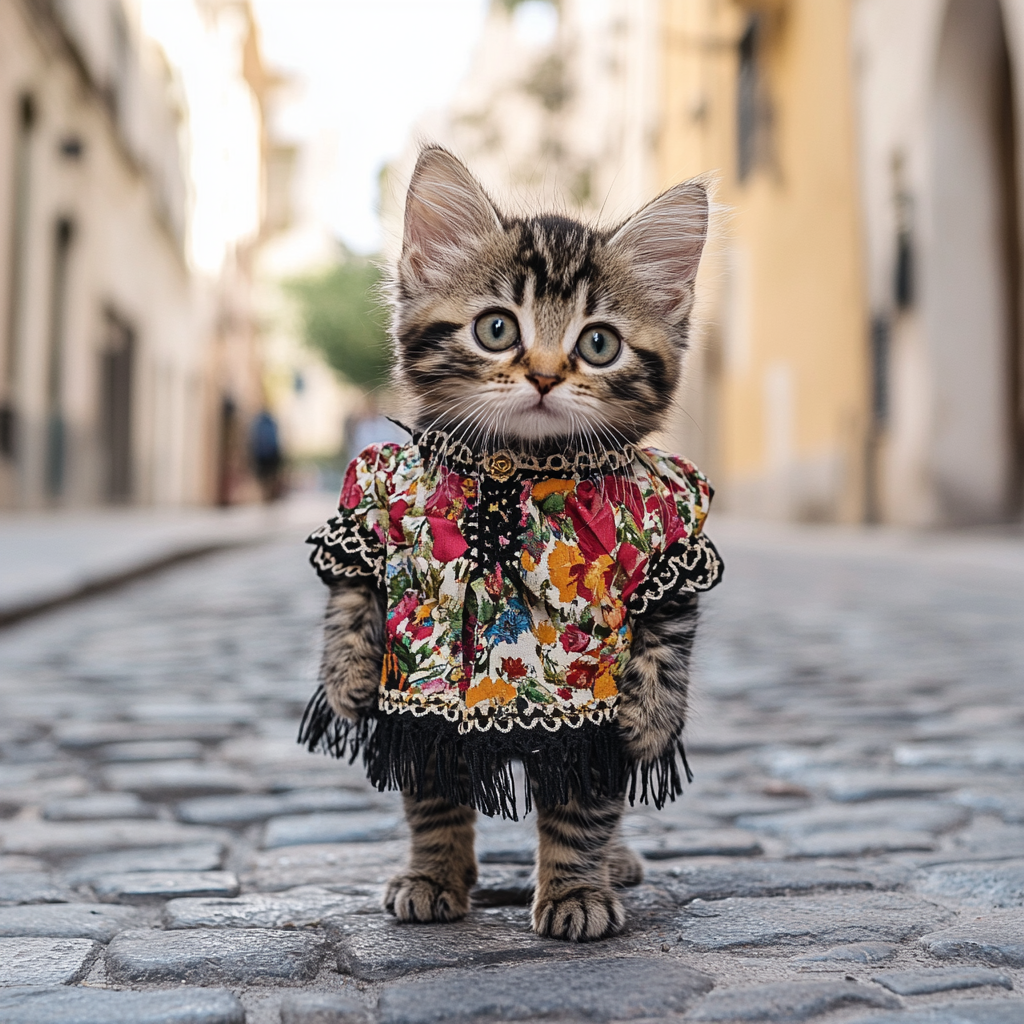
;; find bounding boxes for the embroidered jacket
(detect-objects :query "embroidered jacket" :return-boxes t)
[302,430,723,817]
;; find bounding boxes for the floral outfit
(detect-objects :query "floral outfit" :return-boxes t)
[302,430,723,817]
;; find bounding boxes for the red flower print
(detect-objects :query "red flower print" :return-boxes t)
[485,565,503,597]
[428,516,468,562]
[501,656,528,679]
[339,460,364,509]
[556,687,572,701]
[566,660,599,689]
[603,476,646,528]
[388,498,410,544]
[566,481,616,563]
[559,623,592,654]
[616,542,649,600]
[425,467,469,518]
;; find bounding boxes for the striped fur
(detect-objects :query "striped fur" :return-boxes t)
[320,580,385,722]
[532,791,630,941]
[384,760,478,923]
[616,594,700,764]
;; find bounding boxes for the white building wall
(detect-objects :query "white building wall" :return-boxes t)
[853,0,1024,525]
[0,0,206,509]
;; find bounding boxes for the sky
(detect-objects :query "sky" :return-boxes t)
[250,0,491,255]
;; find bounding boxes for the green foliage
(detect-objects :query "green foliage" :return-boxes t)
[284,253,391,392]
[496,0,559,12]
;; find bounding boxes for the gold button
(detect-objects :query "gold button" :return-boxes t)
[487,452,515,482]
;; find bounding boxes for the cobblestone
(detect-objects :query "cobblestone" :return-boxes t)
[684,979,900,1021]
[0,985,246,1023]
[64,841,225,881]
[0,871,77,904]
[920,913,1024,967]
[377,956,714,1022]
[90,869,240,902]
[912,860,1024,907]
[0,524,1022,1021]
[105,926,327,984]
[164,886,374,929]
[0,902,140,940]
[676,892,954,950]
[871,969,1014,995]
[0,936,100,985]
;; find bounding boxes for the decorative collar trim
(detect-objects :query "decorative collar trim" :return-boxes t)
[412,428,639,478]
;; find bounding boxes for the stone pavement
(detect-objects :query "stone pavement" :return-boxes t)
[0,517,1021,1023]
[0,493,333,625]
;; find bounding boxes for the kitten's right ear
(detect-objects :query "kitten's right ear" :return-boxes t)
[401,147,502,288]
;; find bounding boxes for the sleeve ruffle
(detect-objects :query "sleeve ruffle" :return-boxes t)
[307,510,385,585]
[306,443,399,587]
[626,533,723,615]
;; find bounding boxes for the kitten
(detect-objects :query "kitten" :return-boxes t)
[303,146,721,942]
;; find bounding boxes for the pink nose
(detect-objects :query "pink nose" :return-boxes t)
[527,373,562,396]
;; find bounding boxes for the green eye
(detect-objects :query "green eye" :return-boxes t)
[473,310,521,352]
[576,325,622,367]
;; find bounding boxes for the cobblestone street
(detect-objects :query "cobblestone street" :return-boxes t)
[0,520,1022,1023]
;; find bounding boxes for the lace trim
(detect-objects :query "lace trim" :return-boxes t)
[413,428,639,477]
[378,689,618,734]
[627,533,724,615]
[307,512,383,584]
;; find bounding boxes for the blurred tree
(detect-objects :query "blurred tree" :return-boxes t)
[284,251,391,393]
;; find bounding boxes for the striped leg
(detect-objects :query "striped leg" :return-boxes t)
[384,770,477,923]
[532,791,628,941]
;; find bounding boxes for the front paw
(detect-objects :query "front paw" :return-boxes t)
[532,885,625,942]
[384,872,470,923]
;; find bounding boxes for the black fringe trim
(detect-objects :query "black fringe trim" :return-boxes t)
[297,686,693,820]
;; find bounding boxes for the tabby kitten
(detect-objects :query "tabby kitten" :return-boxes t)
[305,146,719,942]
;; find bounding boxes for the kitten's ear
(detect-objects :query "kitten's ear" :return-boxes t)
[401,147,502,288]
[606,180,709,319]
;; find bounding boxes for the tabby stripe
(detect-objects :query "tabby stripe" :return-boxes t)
[403,321,462,361]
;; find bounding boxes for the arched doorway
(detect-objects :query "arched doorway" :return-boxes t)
[929,0,1022,523]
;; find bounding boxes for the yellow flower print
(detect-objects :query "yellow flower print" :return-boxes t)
[414,601,436,624]
[531,478,575,502]
[465,676,517,708]
[521,550,537,572]
[534,621,558,646]
[603,603,626,630]
[548,540,584,603]
[583,554,615,602]
[593,667,618,701]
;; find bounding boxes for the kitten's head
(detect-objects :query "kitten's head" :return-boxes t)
[390,147,709,450]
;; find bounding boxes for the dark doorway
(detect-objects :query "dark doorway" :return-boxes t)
[45,218,74,498]
[100,310,134,503]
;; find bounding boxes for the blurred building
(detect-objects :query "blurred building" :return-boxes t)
[660,0,1024,527]
[0,0,203,508]
[0,0,288,510]
[383,0,663,244]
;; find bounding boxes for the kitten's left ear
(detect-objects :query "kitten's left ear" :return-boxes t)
[401,147,502,289]
[606,180,709,319]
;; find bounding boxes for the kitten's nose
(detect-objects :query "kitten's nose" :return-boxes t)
[527,373,562,395]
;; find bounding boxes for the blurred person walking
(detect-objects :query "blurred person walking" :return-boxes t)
[250,409,284,502]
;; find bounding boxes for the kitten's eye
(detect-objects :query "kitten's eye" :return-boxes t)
[576,326,622,367]
[473,310,521,352]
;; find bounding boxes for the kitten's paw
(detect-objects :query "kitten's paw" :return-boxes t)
[532,886,625,942]
[383,873,470,923]
[606,844,644,887]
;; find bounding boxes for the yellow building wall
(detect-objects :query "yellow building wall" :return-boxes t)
[660,0,869,521]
